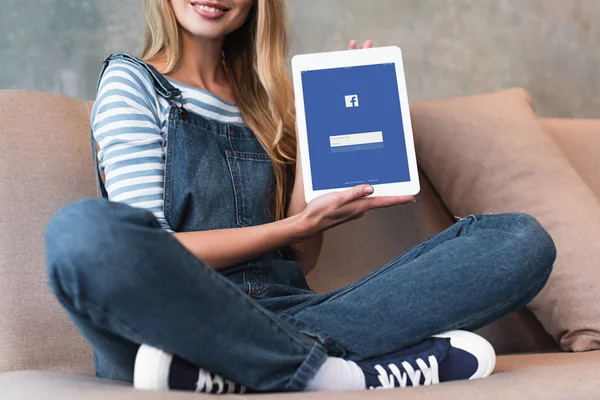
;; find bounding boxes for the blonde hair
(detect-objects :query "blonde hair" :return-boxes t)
[142,0,296,221]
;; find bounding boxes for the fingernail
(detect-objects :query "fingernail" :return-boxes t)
[412,199,417,203]
[364,186,374,194]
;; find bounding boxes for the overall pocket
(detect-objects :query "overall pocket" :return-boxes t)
[225,150,275,227]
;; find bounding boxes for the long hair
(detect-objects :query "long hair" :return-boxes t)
[141,0,296,221]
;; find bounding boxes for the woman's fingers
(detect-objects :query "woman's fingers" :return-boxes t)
[348,40,373,50]
[338,185,414,209]
[357,195,415,211]
[339,185,374,205]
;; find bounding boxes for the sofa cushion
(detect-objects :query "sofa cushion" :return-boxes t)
[411,88,600,352]
[2,352,599,399]
[542,118,600,200]
[0,90,95,375]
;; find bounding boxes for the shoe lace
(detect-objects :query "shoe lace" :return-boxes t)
[370,355,440,389]
[195,369,247,394]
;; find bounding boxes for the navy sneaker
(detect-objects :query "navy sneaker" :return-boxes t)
[357,330,496,389]
[133,344,247,394]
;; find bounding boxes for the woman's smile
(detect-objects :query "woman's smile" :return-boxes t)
[190,1,231,20]
[171,0,252,38]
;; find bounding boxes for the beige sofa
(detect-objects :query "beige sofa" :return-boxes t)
[1,89,599,399]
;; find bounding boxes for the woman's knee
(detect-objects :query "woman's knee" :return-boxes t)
[498,212,556,279]
[46,198,116,260]
[46,199,106,286]
[45,198,143,300]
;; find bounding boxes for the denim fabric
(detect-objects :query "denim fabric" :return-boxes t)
[46,54,556,392]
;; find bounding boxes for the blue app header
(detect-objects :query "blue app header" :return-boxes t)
[301,63,410,191]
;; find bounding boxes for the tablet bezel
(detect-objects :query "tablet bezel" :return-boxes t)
[292,46,420,203]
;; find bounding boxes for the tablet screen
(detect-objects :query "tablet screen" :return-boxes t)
[300,63,410,190]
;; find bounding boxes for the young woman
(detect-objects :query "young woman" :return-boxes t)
[45,0,556,394]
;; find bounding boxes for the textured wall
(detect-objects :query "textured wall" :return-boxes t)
[0,0,144,100]
[1,0,598,117]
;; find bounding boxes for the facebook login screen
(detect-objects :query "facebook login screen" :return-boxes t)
[301,63,410,190]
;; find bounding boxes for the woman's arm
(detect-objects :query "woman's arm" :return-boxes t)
[175,185,414,270]
[93,60,174,232]
[174,213,305,269]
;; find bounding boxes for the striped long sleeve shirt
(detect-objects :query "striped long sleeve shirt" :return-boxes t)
[91,59,245,231]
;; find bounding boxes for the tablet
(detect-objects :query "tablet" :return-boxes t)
[292,46,420,202]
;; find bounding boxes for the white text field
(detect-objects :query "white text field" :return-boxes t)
[329,131,383,148]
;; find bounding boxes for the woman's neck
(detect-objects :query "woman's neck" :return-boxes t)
[166,29,232,98]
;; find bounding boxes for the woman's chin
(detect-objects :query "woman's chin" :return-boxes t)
[182,24,229,41]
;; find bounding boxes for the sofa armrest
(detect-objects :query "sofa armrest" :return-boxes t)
[541,118,600,199]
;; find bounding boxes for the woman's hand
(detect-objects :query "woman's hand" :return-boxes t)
[296,185,415,241]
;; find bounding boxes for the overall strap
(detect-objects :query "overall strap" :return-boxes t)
[96,53,181,101]
[91,53,185,198]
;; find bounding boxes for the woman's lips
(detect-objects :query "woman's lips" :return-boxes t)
[191,2,230,20]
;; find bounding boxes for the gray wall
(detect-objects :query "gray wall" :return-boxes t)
[1,0,598,117]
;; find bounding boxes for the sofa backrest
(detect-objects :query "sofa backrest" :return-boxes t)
[0,91,97,375]
[0,90,557,375]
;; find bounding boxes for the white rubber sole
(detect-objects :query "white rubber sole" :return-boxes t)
[133,344,173,391]
[432,330,496,379]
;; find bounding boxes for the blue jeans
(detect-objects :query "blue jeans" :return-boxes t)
[45,199,555,392]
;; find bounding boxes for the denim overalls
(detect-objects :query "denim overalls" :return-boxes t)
[93,54,311,301]
[44,53,554,392]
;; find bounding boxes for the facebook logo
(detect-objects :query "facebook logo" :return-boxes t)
[345,94,359,108]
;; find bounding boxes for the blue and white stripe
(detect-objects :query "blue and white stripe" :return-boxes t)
[91,59,244,231]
